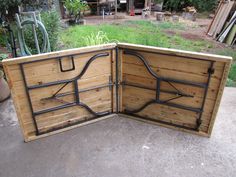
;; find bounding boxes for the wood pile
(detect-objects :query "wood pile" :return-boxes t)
[182,6,197,21]
[207,0,236,46]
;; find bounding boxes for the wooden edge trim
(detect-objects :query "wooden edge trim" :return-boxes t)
[119,113,210,137]
[117,43,232,62]
[2,43,117,66]
[3,65,28,140]
[207,62,232,136]
[25,114,116,142]
[3,43,232,66]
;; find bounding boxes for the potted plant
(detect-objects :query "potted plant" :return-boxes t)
[0,70,10,103]
[64,0,89,25]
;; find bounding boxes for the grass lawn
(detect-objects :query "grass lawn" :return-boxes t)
[59,20,236,86]
[60,21,212,52]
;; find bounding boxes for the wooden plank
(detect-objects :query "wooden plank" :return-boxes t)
[3,64,28,140]
[213,1,235,38]
[7,53,111,85]
[122,62,222,87]
[226,24,236,45]
[122,52,225,78]
[207,62,231,136]
[26,114,116,142]
[207,0,224,34]
[120,114,210,137]
[122,74,220,100]
[117,43,232,62]
[208,0,226,37]
[23,104,111,134]
[2,43,116,65]
[122,86,217,113]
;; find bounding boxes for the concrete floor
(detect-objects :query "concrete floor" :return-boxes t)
[0,88,236,177]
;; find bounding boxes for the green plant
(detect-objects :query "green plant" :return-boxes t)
[21,0,55,11]
[0,28,6,47]
[41,11,60,51]
[64,0,89,22]
[83,31,119,46]
[154,0,164,4]
[0,0,21,11]
[83,31,109,46]
[0,0,21,20]
[22,11,60,54]
[163,0,217,12]
[0,54,8,61]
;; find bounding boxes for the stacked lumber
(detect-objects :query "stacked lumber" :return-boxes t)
[207,0,236,46]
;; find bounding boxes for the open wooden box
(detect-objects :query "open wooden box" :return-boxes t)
[3,43,232,142]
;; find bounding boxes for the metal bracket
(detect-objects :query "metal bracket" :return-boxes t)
[208,68,215,74]
[59,56,75,72]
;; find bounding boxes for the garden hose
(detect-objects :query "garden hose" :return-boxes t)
[16,13,51,56]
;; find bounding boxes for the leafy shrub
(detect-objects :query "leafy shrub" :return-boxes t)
[22,10,60,54]
[0,28,6,47]
[164,0,217,12]
[0,54,8,61]
[0,0,21,18]
[228,63,236,82]
[41,11,60,51]
[64,0,89,22]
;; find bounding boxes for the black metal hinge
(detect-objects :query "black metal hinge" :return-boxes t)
[208,67,215,74]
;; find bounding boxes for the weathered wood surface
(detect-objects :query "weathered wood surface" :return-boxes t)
[118,43,231,137]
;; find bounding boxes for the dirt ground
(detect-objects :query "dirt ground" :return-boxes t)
[1,13,234,57]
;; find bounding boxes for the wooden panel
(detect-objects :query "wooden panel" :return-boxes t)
[118,43,232,137]
[3,44,116,142]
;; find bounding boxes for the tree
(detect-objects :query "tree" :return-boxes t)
[64,0,89,23]
[0,0,21,19]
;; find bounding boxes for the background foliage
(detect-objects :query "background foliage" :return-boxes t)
[22,10,60,54]
[64,0,89,21]
[163,0,218,12]
[0,0,21,13]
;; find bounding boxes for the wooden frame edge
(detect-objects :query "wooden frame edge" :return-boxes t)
[2,43,117,65]
[119,113,210,137]
[25,114,116,142]
[3,65,29,141]
[117,43,233,62]
[207,61,232,137]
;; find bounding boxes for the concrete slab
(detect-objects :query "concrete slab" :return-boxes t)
[0,88,236,177]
